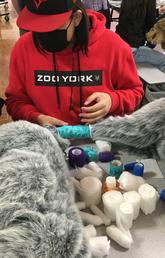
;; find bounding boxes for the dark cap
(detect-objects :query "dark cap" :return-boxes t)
[17,0,77,32]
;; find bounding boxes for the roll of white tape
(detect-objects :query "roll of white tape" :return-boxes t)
[123,191,141,220]
[79,176,102,207]
[95,140,112,152]
[138,183,158,215]
[118,171,145,191]
[106,176,116,189]
[116,202,134,231]
[102,190,124,221]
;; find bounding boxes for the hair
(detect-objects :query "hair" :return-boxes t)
[32,0,89,55]
[120,0,149,20]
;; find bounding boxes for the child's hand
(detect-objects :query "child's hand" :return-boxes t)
[36,114,68,126]
[79,92,112,124]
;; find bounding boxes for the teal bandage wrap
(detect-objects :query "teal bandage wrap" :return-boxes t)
[82,146,97,162]
[57,125,91,139]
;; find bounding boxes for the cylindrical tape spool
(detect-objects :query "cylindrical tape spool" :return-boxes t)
[133,162,144,177]
[68,147,87,168]
[160,188,165,202]
[106,176,116,189]
[57,125,91,139]
[102,190,124,221]
[79,176,102,207]
[116,202,134,231]
[123,191,141,220]
[138,183,158,215]
[124,162,137,172]
[82,146,97,162]
[109,160,123,179]
[95,140,112,152]
[118,171,145,191]
[99,151,114,162]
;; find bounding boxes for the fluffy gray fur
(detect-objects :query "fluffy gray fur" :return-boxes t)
[91,98,165,159]
[0,121,95,258]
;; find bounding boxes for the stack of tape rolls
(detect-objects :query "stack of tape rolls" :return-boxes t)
[123,191,141,220]
[109,160,123,179]
[95,140,114,162]
[68,147,87,168]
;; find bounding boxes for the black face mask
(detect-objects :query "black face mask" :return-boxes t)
[38,19,73,53]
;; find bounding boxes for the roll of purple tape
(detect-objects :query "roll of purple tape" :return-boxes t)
[68,147,87,168]
[99,151,114,162]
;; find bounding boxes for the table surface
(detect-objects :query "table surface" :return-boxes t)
[70,140,165,258]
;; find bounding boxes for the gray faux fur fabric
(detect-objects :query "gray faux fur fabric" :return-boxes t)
[0,121,94,258]
[91,98,165,159]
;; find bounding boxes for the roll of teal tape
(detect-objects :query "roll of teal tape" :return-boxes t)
[82,146,97,162]
[109,160,123,179]
[57,125,90,139]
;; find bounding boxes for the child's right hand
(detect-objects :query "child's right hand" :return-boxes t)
[36,114,68,126]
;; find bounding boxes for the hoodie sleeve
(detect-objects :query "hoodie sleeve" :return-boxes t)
[5,40,41,123]
[107,45,144,116]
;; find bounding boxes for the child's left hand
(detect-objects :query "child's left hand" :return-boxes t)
[79,92,112,124]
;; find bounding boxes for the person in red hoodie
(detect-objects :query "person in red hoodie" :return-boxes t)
[5,0,144,126]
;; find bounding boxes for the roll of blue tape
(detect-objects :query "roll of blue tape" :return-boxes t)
[160,189,165,202]
[82,146,97,162]
[109,160,123,179]
[99,151,114,162]
[68,147,87,168]
[57,125,90,139]
[124,162,137,171]
[133,162,144,177]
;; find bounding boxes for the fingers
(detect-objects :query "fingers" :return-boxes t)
[37,114,68,126]
[80,107,107,124]
[48,118,68,126]
[84,92,100,105]
[81,102,104,113]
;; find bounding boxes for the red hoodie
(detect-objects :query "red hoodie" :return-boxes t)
[6,11,143,125]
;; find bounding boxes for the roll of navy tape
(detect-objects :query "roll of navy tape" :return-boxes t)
[68,147,87,168]
[99,151,114,162]
[109,160,123,179]
[82,146,97,162]
[124,162,137,171]
[133,162,144,177]
[160,189,165,202]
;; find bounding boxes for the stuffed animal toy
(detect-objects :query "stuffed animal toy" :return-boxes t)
[91,98,165,160]
[0,121,96,258]
[146,17,165,50]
